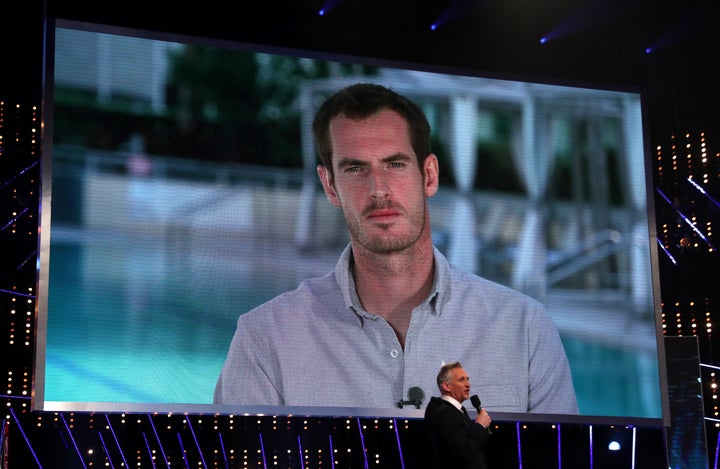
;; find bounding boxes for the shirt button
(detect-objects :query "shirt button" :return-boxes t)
[390,349,399,358]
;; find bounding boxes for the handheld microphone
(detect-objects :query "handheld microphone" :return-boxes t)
[470,394,491,433]
[470,395,482,413]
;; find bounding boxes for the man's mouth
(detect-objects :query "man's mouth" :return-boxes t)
[367,208,400,220]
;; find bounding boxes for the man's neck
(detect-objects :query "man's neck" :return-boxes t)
[351,240,435,347]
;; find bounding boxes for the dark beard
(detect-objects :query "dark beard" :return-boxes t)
[348,201,427,255]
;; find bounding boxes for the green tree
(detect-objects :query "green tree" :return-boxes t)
[165,46,380,167]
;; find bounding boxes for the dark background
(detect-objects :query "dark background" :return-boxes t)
[2,0,719,467]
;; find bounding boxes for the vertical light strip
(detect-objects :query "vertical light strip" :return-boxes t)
[516,421,523,469]
[393,419,405,469]
[392,419,405,469]
[356,418,369,469]
[104,414,129,469]
[146,414,170,468]
[557,424,562,469]
[297,435,305,469]
[142,432,158,469]
[175,432,189,469]
[258,432,268,469]
[185,417,208,469]
[1,419,8,467]
[59,413,86,469]
[589,425,594,469]
[328,434,336,469]
[218,432,229,469]
[631,426,637,469]
[8,407,42,468]
[97,431,115,469]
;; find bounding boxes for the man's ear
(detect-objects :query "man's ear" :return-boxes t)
[440,380,450,394]
[317,164,341,208]
[423,154,439,198]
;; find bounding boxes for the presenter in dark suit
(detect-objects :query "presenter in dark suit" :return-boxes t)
[424,361,492,469]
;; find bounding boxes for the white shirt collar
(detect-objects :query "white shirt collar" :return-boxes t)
[441,395,464,411]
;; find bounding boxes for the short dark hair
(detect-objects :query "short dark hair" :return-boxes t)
[436,361,463,393]
[312,83,432,177]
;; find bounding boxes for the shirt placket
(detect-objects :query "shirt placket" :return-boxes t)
[402,302,433,401]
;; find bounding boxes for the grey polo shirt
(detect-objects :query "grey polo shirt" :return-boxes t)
[214,244,578,414]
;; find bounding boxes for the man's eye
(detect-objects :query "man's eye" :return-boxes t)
[389,162,405,168]
[344,166,361,173]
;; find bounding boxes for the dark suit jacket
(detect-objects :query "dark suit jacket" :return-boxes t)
[423,396,491,469]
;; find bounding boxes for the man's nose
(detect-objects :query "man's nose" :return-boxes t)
[368,170,390,199]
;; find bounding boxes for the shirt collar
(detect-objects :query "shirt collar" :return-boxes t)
[333,243,451,322]
[441,395,463,410]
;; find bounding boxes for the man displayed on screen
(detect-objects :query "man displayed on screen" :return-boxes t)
[214,82,578,414]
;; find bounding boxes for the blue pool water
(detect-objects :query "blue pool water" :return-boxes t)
[42,239,662,418]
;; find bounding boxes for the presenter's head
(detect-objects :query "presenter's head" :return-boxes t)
[436,361,471,403]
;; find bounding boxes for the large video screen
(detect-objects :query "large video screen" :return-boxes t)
[34,18,668,423]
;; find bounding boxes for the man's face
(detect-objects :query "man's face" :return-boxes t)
[317,109,439,255]
[443,367,471,403]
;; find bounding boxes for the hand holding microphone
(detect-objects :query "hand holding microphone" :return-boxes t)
[470,394,492,432]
